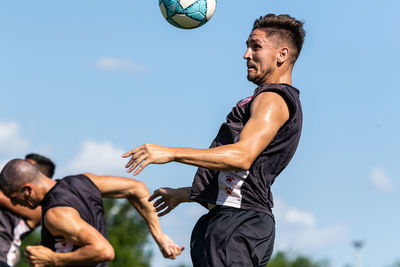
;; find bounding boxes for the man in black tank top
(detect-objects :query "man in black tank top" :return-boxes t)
[0,154,55,267]
[123,14,306,267]
[0,159,183,267]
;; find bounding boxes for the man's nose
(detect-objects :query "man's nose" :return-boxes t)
[243,48,252,60]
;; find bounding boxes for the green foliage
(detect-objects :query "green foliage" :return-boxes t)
[17,199,153,267]
[104,198,152,267]
[17,228,41,267]
[267,251,330,267]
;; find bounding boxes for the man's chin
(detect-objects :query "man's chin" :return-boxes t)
[247,74,260,85]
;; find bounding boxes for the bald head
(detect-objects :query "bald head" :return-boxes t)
[0,159,42,196]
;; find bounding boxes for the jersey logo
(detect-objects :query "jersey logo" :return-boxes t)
[225,186,233,195]
[238,96,253,107]
[55,238,73,253]
[216,169,249,208]
[225,176,235,183]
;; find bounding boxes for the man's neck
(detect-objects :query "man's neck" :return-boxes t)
[38,178,57,203]
[263,70,292,85]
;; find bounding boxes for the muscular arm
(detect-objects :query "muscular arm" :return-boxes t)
[83,173,183,259]
[25,207,114,267]
[0,190,41,228]
[123,92,289,175]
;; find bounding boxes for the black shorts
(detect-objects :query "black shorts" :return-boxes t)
[190,205,275,267]
[0,261,10,267]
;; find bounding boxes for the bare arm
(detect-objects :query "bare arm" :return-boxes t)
[149,187,193,217]
[25,207,114,267]
[0,191,41,228]
[123,91,289,175]
[83,173,183,259]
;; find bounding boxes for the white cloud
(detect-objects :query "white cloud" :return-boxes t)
[0,121,29,155]
[370,167,394,193]
[67,140,126,175]
[284,207,315,228]
[274,198,348,251]
[95,57,147,74]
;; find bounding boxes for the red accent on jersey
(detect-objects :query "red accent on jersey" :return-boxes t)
[238,96,253,107]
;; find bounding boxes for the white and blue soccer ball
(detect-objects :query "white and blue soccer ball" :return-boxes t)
[159,0,217,29]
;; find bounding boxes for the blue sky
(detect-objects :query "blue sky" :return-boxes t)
[1,0,399,266]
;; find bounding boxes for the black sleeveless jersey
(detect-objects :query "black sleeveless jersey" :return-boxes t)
[0,209,32,266]
[40,175,108,267]
[189,83,303,219]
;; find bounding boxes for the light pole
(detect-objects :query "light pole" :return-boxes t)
[352,240,364,267]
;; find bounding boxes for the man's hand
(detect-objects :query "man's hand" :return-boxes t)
[156,233,185,259]
[25,246,56,267]
[149,187,192,217]
[122,144,175,175]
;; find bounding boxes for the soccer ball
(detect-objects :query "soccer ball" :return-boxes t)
[159,0,217,29]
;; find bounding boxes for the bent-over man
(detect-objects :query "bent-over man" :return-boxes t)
[0,159,183,267]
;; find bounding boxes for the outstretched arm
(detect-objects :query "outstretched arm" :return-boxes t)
[149,187,192,217]
[25,206,114,267]
[122,91,289,175]
[83,173,183,259]
[0,190,41,229]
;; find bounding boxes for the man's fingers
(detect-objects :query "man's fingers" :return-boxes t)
[158,207,171,217]
[121,150,134,158]
[127,155,146,173]
[121,146,141,158]
[124,157,136,168]
[153,197,164,207]
[148,191,160,202]
[125,150,146,171]
[174,245,184,256]
[155,203,168,212]
[133,160,150,176]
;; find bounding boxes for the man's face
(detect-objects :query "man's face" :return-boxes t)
[244,29,279,85]
[7,186,38,209]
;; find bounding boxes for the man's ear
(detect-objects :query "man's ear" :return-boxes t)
[22,184,33,198]
[277,47,289,64]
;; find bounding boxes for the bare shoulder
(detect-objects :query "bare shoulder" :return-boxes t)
[251,91,289,121]
[44,207,81,235]
[252,91,288,108]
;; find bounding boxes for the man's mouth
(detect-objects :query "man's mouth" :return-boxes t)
[247,63,256,70]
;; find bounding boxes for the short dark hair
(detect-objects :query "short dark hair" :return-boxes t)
[0,159,41,195]
[253,14,305,63]
[25,153,56,178]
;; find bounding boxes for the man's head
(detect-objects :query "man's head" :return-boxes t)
[244,14,305,85]
[0,159,45,209]
[25,153,56,178]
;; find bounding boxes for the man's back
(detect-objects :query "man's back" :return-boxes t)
[40,175,108,267]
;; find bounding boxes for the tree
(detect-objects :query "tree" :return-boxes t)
[17,228,41,267]
[103,198,152,267]
[267,251,330,267]
[18,198,152,267]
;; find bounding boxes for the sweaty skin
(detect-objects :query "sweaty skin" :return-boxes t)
[25,207,115,267]
[0,190,41,228]
[122,29,295,217]
[122,91,289,176]
[5,171,183,266]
